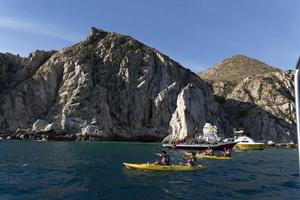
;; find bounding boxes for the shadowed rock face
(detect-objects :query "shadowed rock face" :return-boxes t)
[0,50,56,93]
[0,27,230,141]
[200,55,296,143]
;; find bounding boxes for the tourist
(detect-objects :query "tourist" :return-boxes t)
[223,148,231,157]
[155,150,171,165]
[187,152,196,166]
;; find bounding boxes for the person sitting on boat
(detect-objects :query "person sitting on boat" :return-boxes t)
[155,150,170,165]
[186,152,196,166]
[203,147,214,156]
[222,148,231,157]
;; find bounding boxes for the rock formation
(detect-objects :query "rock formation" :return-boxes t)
[199,55,296,143]
[1,31,295,143]
[0,27,229,141]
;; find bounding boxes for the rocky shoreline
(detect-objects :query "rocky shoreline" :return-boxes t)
[0,129,163,142]
[269,143,297,149]
[0,129,296,148]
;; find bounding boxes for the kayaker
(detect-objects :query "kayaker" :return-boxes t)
[222,148,231,157]
[155,150,171,165]
[187,152,196,166]
[203,147,214,156]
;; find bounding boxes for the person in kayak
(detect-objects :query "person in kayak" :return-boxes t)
[222,148,231,157]
[187,152,196,166]
[154,150,171,165]
[202,147,214,156]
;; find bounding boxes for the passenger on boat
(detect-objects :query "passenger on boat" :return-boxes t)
[187,152,196,166]
[222,148,231,157]
[154,150,171,165]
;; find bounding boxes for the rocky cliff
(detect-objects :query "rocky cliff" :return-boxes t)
[0,27,229,141]
[199,55,296,143]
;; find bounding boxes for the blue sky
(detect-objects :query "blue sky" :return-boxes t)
[0,0,299,72]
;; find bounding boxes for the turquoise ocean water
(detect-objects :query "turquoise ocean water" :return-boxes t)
[0,141,299,200]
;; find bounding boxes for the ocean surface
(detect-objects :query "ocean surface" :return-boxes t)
[0,141,299,200]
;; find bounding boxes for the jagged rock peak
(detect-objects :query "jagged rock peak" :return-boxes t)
[90,26,105,34]
[88,27,109,40]
[86,27,138,47]
[86,27,143,48]
[199,54,279,83]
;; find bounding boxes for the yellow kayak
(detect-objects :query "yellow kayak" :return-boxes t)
[123,163,207,171]
[185,152,232,160]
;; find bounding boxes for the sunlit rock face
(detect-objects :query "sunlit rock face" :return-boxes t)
[0,27,229,141]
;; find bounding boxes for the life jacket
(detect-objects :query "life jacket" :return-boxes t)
[187,157,196,165]
[160,155,170,165]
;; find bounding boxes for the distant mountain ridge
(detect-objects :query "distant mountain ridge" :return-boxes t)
[199,55,279,83]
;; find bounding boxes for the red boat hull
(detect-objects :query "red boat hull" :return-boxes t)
[163,142,238,151]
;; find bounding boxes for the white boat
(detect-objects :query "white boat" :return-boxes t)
[234,136,265,150]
